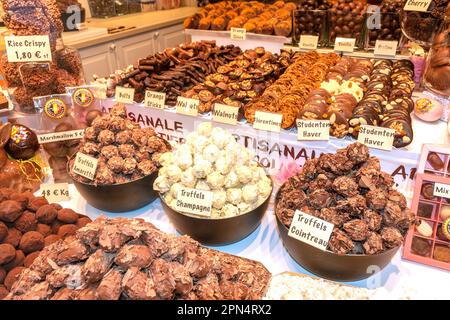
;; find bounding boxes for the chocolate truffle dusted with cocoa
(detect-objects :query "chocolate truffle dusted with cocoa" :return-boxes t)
[276,142,415,255]
[69,103,170,185]
[5,216,271,300]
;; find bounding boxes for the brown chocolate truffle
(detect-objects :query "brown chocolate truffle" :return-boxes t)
[36,224,52,237]
[24,251,41,268]
[3,228,22,248]
[0,285,8,299]
[44,234,61,246]
[3,250,25,272]
[0,221,7,241]
[57,208,79,224]
[76,217,92,229]
[0,200,23,222]
[0,243,16,265]
[4,266,25,290]
[14,210,37,233]
[57,224,78,238]
[19,231,44,254]
[27,197,49,212]
[36,205,58,224]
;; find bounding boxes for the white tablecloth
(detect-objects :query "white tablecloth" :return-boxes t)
[61,184,450,300]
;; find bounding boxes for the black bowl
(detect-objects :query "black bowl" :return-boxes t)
[160,190,272,246]
[275,189,400,282]
[68,160,159,213]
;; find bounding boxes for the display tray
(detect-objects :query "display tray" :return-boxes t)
[185,29,291,53]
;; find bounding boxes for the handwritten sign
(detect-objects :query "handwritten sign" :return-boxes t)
[253,111,282,133]
[288,210,334,251]
[72,153,98,180]
[299,35,319,50]
[212,103,239,125]
[297,120,330,141]
[38,129,84,144]
[115,86,135,104]
[374,40,398,57]
[176,97,199,116]
[144,90,166,109]
[334,37,356,53]
[175,188,213,217]
[230,27,246,40]
[358,125,395,151]
[40,183,70,202]
[5,35,52,62]
[403,0,432,12]
[434,183,450,199]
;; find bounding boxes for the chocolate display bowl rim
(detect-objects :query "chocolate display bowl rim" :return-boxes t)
[274,186,401,258]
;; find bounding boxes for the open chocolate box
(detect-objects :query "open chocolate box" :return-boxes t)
[403,144,450,270]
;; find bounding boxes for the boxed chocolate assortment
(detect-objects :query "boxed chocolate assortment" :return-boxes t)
[5,216,271,300]
[184,1,295,37]
[403,145,450,270]
[0,187,92,299]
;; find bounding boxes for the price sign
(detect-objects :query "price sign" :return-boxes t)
[357,125,395,151]
[115,86,135,104]
[176,97,199,116]
[144,90,166,109]
[296,120,330,141]
[40,183,70,202]
[434,183,450,199]
[230,28,246,40]
[288,210,334,251]
[175,188,213,217]
[374,40,398,57]
[299,35,319,50]
[212,103,239,125]
[38,129,84,144]
[403,0,432,12]
[5,35,52,62]
[334,37,356,53]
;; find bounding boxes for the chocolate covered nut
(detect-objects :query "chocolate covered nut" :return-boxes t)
[0,244,16,265]
[36,205,58,224]
[427,152,444,170]
[421,183,435,200]
[19,231,44,254]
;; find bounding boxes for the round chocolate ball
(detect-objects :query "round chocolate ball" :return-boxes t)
[5,124,39,160]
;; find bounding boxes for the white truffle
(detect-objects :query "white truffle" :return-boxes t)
[169,182,183,198]
[203,144,220,163]
[237,202,252,214]
[252,167,267,183]
[236,148,253,165]
[212,190,226,210]
[236,166,253,184]
[166,165,182,183]
[242,184,258,204]
[211,127,231,149]
[226,188,242,205]
[197,122,212,137]
[181,167,197,188]
[207,171,225,190]
[215,153,233,175]
[222,204,239,217]
[153,176,171,193]
[158,152,174,167]
[164,193,174,205]
[174,145,193,170]
[195,180,211,191]
[187,132,209,153]
[258,180,272,199]
[192,158,212,179]
[224,170,240,188]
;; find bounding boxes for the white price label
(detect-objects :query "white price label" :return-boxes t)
[115,86,135,104]
[334,37,356,53]
[357,125,395,151]
[144,90,166,109]
[38,129,84,144]
[5,35,52,62]
[230,28,246,40]
[40,183,70,202]
[403,0,432,12]
[297,120,330,141]
[72,153,98,181]
[434,183,450,199]
[176,97,199,116]
[175,188,213,217]
[253,111,282,133]
[288,210,334,251]
[299,35,319,50]
[212,103,239,125]
[374,40,398,57]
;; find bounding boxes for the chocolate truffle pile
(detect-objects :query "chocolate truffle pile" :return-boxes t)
[349,59,415,148]
[293,0,329,45]
[424,29,450,96]
[69,104,169,185]
[184,0,295,36]
[0,187,92,299]
[116,41,242,106]
[245,51,339,129]
[276,143,415,255]
[328,0,366,46]
[5,216,271,300]
[183,47,293,113]
[0,0,84,112]
[367,0,404,47]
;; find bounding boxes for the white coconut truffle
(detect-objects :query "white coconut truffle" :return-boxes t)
[252,166,267,183]
[197,122,212,137]
[211,127,230,149]
[187,132,209,153]
[166,165,182,183]
[169,182,183,198]
[236,165,253,184]
[222,204,239,217]
[237,202,252,214]
[258,180,272,199]
[195,180,211,191]
[174,145,193,170]
[203,144,220,163]
[212,190,226,210]
[181,167,197,188]
[226,188,242,205]
[224,170,240,188]
[207,171,225,190]
[153,176,171,193]
[192,158,212,179]
[242,184,259,204]
[236,148,253,165]
[158,152,174,167]
[215,155,233,175]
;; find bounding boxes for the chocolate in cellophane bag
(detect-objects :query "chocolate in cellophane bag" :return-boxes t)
[33,93,83,182]
[66,85,106,128]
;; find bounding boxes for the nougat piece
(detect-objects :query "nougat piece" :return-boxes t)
[97,268,123,300]
[121,267,157,300]
[82,249,114,284]
[56,239,89,265]
[114,244,153,269]
[98,224,130,252]
[150,259,176,299]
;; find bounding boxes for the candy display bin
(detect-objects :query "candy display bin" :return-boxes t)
[88,0,117,18]
[292,9,328,47]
